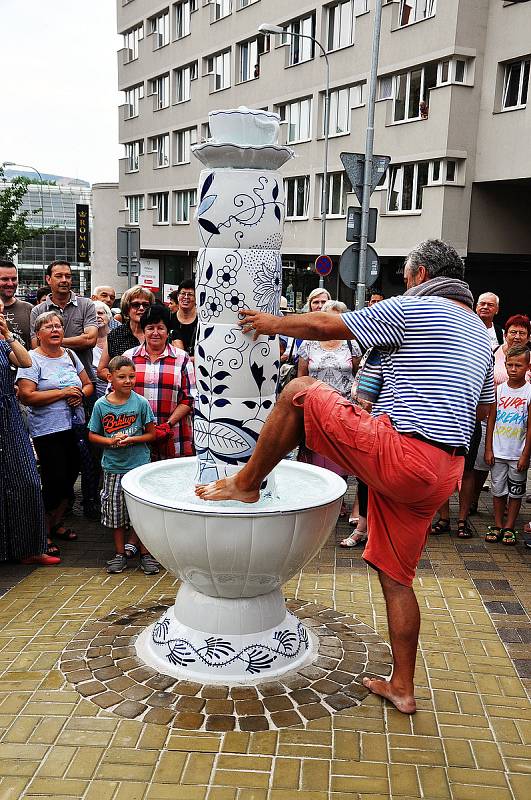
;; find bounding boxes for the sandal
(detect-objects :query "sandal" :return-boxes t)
[348,516,359,527]
[46,541,60,557]
[340,532,367,548]
[501,528,517,546]
[50,524,77,541]
[485,526,502,543]
[457,519,473,538]
[431,518,451,535]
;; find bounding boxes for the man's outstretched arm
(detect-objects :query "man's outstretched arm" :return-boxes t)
[239,309,354,342]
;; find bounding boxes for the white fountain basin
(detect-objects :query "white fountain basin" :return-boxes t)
[122,458,346,683]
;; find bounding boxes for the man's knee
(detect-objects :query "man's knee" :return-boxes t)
[378,570,412,594]
[282,376,317,406]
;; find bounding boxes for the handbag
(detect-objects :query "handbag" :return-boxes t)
[278,338,298,393]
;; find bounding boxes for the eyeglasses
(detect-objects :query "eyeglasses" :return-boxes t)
[179,293,195,299]
[129,301,150,309]
[40,324,63,331]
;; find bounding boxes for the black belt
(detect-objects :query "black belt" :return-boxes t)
[406,433,467,457]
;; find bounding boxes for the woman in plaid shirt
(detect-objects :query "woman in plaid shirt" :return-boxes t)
[123,305,195,460]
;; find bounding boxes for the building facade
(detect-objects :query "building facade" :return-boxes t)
[117,0,530,315]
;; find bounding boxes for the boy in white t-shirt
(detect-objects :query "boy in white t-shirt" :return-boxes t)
[485,345,531,545]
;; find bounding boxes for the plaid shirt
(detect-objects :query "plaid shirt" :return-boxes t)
[123,343,195,456]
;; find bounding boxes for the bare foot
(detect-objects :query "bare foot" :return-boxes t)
[362,677,417,714]
[194,475,260,503]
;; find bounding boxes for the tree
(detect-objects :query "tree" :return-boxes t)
[0,166,52,259]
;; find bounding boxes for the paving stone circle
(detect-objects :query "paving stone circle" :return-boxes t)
[59,597,392,731]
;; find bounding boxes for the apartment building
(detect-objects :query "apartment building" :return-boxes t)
[116,0,531,313]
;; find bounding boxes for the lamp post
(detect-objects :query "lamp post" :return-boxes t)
[2,161,47,282]
[258,23,330,290]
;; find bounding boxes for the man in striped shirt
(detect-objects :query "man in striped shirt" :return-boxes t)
[196,240,495,714]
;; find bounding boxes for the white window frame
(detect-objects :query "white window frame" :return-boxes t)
[502,59,530,110]
[150,192,169,224]
[124,84,144,118]
[320,172,351,217]
[175,63,196,102]
[284,14,315,66]
[123,23,143,62]
[175,127,197,164]
[175,189,197,223]
[284,176,310,219]
[125,195,144,225]
[175,0,193,39]
[326,1,355,53]
[393,68,424,122]
[213,0,231,21]
[124,140,143,172]
[149,9,170,48]
[279,98,312,144]
[239,38,258,83]
[325,87,352,136]
[209,49,231,91]
[387,162,429,213]
[398,0,436,27]
[378,75,393,100]
[149,133,170,168]
[437,57,468,86]
[150,74,170,110]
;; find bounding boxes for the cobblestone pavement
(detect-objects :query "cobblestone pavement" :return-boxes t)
[0,484,529,799]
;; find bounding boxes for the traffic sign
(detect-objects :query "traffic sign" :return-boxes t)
[117,227,141,284]
[340,152,391,206]
[346,207,378,243]
[314,254,333,277]
[339,244,380,289]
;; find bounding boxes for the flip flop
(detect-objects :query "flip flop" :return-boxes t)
[50,525,78,541]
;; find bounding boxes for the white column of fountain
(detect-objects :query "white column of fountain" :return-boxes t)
[123,107,346,684]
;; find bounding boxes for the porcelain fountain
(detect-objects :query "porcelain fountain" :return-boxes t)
[122,106,346,684]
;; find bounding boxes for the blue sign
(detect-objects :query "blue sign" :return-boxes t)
[315,255,333,276]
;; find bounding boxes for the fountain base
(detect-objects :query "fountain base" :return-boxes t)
[136,586,318,683]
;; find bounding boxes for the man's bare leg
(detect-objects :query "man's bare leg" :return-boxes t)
[195,377,315,502]
[363,571,419,714]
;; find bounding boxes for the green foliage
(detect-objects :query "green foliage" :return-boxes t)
[0,166,53,259]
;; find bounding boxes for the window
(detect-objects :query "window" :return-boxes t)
[149,9,170,47]
[399,0,436,26]
[125,195,144,225]
[175,62,197,102]
[320,172,352,216]
[175,189,197,223]
[124,84,144,118]
[149,133,170,167]
[279,98,312,143]
[150,192,169,224]
[123,23,143,62]
[378,75,393,100]
[445,160,456,182]
[502,59,530,110]
[388,162,429,212]
[207,50,231,91]
[124,140,144,172]
[283,14,315,66]
[285,177,310,219]
[437,57,467,85]
[149,74,170,109]
[175,127,197,163]
[325,87,353,136]
[213,0,231,20]
[175,0,194,39]
[239,38,258,82]
[327,1,354,52]
[393,63,437,121]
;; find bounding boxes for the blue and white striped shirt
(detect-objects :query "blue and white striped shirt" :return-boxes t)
[342,295,495,449]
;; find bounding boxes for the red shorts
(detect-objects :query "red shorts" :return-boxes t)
[297,382,464,586]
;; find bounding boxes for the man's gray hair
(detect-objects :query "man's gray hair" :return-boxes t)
[405,239,465,280]
[34,311,64,333]
[477,291,499,307]
[322,299,348,314]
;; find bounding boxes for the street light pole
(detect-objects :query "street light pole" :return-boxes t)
[258,24,330,289]
[2,161,46,282]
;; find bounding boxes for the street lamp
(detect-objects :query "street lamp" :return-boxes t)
[258,23,330,289]
[2,161,47,282]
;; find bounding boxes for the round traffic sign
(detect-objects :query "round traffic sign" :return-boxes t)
[315,255,333,276]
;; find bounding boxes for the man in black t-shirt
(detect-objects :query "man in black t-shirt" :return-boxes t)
[169,279,197,355]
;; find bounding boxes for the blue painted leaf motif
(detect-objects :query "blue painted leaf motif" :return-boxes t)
[213,398,231,407]
[194,418,258,459]
[153,617,170,642]
[204,326,214,339]
[214,371,230,380]
[201,172,214,200]
[262,400,273,409]
[198,365,209,377]
[201,637,235,661]
[197,344,205,358]
[244,646,276,674]
[206,261,213,281]
[243,401,257,409]
[199,394,209,405]
[274,204,281,223]
[197,194,217,215]
[272,180,279,201]
[199,380,210,392]
[251,362,265,390]
[213,384,228,395]
[199,218,220,235]
[199,290,206,307]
